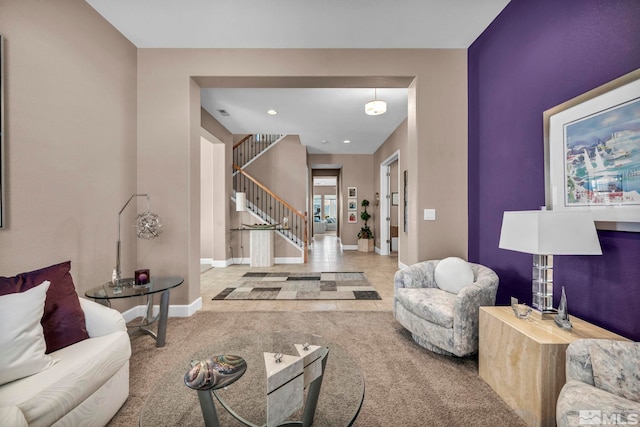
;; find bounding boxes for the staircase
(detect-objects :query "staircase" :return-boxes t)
[233,133,283,169]
[232,134,308,262]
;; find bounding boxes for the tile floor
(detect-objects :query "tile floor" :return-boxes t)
[200,234,400,312]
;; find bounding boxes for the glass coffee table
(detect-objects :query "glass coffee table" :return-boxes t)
[84,276,183,347]
[140,332,364,426]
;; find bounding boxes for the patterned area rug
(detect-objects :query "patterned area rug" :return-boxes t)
[212,272,381,300]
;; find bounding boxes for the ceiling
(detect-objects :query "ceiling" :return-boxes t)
[200,88,409,154]
[86,0,510,155]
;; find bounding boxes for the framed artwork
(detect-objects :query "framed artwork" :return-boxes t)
[403,171,408,232]
[347,198,357,210]
[347,187,357,198]
[544,68,640,232]
[347,211,357,223]
[391,192,399,206]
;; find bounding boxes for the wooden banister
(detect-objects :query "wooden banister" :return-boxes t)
[233,164,306,221]
[234,163,308,263]
[232,134,252,150]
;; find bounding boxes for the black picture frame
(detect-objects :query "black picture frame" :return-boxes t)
[403,171,408,232]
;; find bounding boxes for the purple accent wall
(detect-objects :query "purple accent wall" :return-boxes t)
[468,0,640,340]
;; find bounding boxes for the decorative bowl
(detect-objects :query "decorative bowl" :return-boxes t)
[512,303,532,319]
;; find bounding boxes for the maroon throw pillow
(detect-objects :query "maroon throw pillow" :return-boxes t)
[0,261,89,353]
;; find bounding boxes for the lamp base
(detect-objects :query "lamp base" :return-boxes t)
[530,308,557,320]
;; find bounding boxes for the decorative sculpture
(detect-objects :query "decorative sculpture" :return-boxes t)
[263,343,329,427]
[554,286,573,330]
[184,355,247,391]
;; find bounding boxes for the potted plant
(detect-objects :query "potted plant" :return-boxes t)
[357,199,374,252]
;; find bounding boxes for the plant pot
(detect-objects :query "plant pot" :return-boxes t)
[357,238,374,252]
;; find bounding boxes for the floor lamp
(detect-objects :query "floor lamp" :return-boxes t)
[499,210,602,319]
[114,193,163,285]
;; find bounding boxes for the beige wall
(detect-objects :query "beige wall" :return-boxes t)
[137,49,468,306]
[313,186,337,197]
[201,108,233,264]
[0,0,138,309]
[200,134,226,261]
[200,137,214,259]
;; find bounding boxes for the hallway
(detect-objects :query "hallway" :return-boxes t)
[201,234,399,312]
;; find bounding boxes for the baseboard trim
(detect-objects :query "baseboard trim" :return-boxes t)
[121,297,202,322]
[341,245,358,251]
[211,259,233,267]
[226,257,303,266]
[274,257,304,264]
[202,258,234,268]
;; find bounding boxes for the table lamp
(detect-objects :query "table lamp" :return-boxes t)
[114,193,163,285]
[498,210,602,317]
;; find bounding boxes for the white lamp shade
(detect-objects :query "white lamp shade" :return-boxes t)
[236,192,247,212]
[365,99,387,116]
[499,210,602,255]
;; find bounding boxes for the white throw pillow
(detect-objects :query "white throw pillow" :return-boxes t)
[0,281,56,385]
[434,257,474,294]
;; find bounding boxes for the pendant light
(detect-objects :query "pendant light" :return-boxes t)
[365,88,387,116]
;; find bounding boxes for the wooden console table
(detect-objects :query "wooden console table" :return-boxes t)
[478,306,628,427]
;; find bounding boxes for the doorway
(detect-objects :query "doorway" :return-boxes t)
[312,176,338,237]
[379,151,400,257]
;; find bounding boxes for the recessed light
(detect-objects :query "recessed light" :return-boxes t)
[267,109,278,115]
[321,140,330,144]
[343,140,351,144]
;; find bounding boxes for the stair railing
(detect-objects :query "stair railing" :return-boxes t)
[233,164,308,263]
[233,134,283,169]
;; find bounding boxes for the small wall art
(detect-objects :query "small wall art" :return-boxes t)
[347,187,357,198]
[347,211,357,223]
[347,198,357,210]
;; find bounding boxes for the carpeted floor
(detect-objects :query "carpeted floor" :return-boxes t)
[108,311,527,427]
[212,272,381,300]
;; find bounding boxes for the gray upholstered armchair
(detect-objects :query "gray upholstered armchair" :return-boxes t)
[557,339,640,427]
[393,258,499,357]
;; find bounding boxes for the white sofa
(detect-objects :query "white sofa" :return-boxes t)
[0,298,131,427]
[313,219,326,234]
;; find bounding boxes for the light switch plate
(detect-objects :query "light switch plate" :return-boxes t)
[424,209,436,220]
